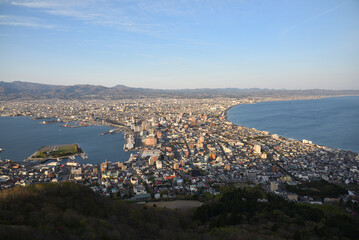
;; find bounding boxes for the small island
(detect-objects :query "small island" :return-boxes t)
[26,144,84,161]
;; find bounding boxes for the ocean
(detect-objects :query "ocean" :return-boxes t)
[0,117,132,164]
[228,96,359,153]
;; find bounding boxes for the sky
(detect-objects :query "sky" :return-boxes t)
[0,0,358,90]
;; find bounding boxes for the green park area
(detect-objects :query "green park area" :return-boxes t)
[32,144,83,159]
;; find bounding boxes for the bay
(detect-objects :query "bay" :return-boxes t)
[0,116,132,164]
[228,96,359,153]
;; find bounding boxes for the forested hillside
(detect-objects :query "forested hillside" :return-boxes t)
[0,183,358,240]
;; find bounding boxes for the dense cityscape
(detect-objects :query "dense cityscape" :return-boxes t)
[1,98,358,206]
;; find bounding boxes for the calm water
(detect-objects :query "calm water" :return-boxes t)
[0,117,132,164]
[228,96,359,153]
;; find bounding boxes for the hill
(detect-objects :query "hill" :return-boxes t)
[1,81,359,100]
[0,182,197,240]
[1,183,358,240]
[195,185,359,240]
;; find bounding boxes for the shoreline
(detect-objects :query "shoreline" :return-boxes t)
[223,94,359,153]
[223,94,359,123]
[223,94,356,125]
[0,116,131,164]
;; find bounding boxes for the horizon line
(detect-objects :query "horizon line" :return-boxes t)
[1,80,359,92]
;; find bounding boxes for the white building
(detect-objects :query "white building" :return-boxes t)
[254,144,261,154]
[156,160,162,169]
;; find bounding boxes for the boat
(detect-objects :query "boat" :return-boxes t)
[0,148,3,152]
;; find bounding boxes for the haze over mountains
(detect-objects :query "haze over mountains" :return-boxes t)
[1,81,358,100]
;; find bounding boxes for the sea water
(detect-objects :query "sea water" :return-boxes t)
[0,116,132,163]
[228,96,359,153]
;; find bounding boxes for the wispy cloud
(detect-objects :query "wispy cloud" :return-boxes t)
[0,15,56,28]
[6,0,235,34]
[8,0,165,34]
[2,0,232,44]
[283,0,352,34]
[11,1,62,8]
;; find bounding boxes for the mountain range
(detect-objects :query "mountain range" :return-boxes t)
[1,81,359,100]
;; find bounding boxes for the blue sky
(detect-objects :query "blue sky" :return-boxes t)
[0,0,358,89]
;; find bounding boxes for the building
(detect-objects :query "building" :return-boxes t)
[247,171,257,182]
[142,149,161,158]
[270,181,278,192]
[287,193,298,201]
[272,134,279,139]
[225,164,231,171]
[101,160,108,172]
[144,135,157,147]
[133,184,147,195]
[149,157,155,166]
[254,145,261,154]
[177,179,183,186]
[156,160,162,169]
[180,160,186,166]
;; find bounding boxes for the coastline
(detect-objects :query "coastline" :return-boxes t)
[223,95,359,153]
[223,94,355,125]
[223,94,359,123]
[0,116,132,164]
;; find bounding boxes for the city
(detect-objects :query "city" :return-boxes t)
[1,98,358,206]
[1,0,359,238]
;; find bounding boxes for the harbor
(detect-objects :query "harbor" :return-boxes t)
[0,116,132,164]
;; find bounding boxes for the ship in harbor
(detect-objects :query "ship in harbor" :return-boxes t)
[99,129,117,136]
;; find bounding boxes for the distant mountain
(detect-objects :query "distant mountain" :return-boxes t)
[1,81,359,100]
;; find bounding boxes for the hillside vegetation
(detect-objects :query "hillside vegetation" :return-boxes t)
[0,183,358,240]
[195,185,359,239]
[0,183,197,240]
